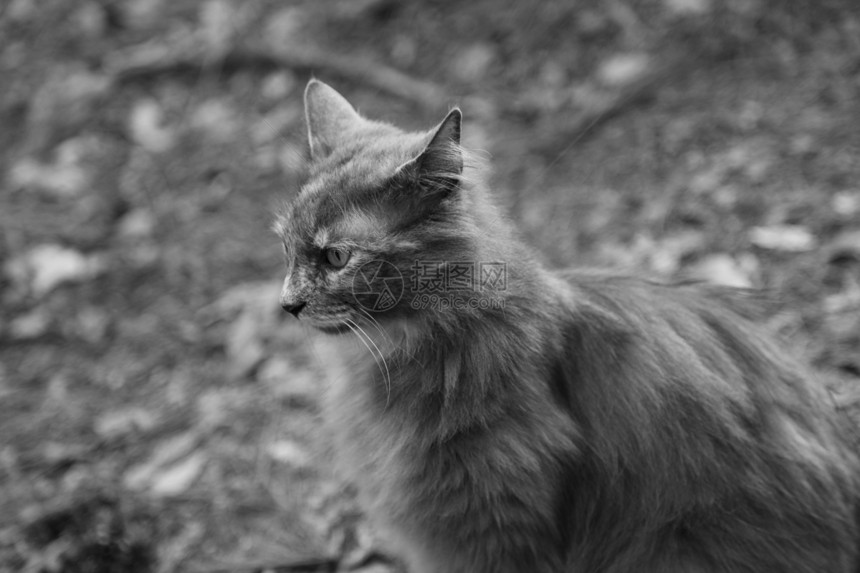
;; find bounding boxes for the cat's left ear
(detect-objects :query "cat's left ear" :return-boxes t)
[304,79,363,161]
[399,108,463,193]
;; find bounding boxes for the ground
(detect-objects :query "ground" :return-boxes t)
[1,0,859,571]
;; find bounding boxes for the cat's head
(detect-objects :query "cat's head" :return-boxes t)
[273,80,483,333]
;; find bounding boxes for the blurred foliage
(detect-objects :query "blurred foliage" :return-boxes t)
[1,0,859,570]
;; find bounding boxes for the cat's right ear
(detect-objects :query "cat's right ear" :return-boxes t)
[396,108,463,197]
[304,80,362,161]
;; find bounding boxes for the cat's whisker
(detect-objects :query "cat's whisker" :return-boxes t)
[355,308,421,367]
[356,308,391,344]
[344,318,392,408]
[351,317,393,379]
[362,310,422,371]
[356,308,406,356]
[347,318,392,407]
[343,319,377,371]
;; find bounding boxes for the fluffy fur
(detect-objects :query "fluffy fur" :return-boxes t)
[273,79,860,572]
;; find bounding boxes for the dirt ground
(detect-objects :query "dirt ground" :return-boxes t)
[2,0,859,571]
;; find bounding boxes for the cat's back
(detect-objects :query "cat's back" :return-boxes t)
[554,268,853,458]
[557,270,807,382]
[552,270,860,572]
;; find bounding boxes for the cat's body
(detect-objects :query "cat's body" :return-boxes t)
[276,80,860,572]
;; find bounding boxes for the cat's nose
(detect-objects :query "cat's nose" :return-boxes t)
[281,301,307,317]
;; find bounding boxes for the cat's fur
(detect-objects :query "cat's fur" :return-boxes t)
[273,79,860,572]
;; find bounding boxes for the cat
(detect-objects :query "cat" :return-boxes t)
[272,79,860,572]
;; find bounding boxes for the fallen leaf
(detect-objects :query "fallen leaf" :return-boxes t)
[648,231,706,275]
[258,357,318,402]
[597,53,651,87]
[124,431,201,490]
[725,141,773,182]
[41,442,90,465]
[266,440,311,468]
[94,407,157,440]
[8,309,51,340]
[832,191,860,217]
[190,99,240,143]
[824,282,860,314]
[688,165,725,195]
[749,225,816,252]
[117,208,156,239]
[261,71,298,100]
[689,253,754,288]
[664,0,711,15]
[195,388,252,429]
[149,452,207,497]
[350,564,397,573]
[9,158,86,197]
[129,99,174,152]
[9,137,98,197]
[5,244,106,297]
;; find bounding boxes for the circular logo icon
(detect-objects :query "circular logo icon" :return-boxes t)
[351,260,404,311]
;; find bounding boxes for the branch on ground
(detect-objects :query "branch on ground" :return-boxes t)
[105,41,445,111]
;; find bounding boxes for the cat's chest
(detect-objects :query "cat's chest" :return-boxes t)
[314,336,420,477]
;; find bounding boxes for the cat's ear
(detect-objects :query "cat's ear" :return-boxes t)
[304,79,362,161]
[418,108,463,180]
[398,108,463,194]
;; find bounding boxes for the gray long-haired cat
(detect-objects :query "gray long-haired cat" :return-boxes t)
[273,79,860,572]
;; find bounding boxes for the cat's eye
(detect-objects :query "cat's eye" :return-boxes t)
[325,248,351,268]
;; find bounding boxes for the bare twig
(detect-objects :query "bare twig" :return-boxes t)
[189,555,338,573]
[522,50,696,153]
[106,43,445,111]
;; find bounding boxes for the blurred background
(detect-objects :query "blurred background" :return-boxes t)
[1,0,859,571]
